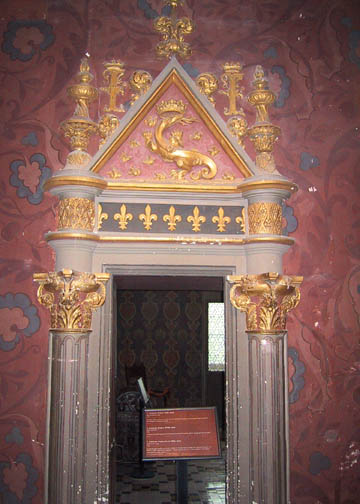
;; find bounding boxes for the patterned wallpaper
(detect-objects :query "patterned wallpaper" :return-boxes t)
[117,290,204,408]
[0,1,359,502]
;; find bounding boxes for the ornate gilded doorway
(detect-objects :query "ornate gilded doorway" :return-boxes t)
[33,14,302,502]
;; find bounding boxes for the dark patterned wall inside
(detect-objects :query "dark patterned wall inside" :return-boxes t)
[117,290,205,408]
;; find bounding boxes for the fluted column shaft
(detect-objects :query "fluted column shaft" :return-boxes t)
[228,272,302,504]
[248,331,288,503]
[48,330,90,504]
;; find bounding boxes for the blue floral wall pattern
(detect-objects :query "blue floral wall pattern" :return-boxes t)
[9,153,51,205]
[2,21,54,62]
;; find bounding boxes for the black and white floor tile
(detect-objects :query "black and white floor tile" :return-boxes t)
[116,456,225,504]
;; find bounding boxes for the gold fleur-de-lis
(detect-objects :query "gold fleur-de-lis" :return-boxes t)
[97,203,108,230]
[163,206,182,231]
[120,152,132,162]
[222,172,235,181]
[192,131,202,141]
[208,146,219,157]
[143,156,155,165]
[212,207,231,232]
[145,116,157,127]
[107,168,122,179]
[236,208,246,232]
[154,172,166,180]
[139,204,158,231]
[114,204,133,230]
[128,166,141,176]
[130,140,140,148]
[187,206,206,232]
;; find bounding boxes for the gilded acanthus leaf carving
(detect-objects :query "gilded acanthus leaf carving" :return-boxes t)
[33,269,109,332]
[228,273,302,333]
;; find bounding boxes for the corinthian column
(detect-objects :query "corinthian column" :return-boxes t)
[228,273,302,504]
[33,269,109,504]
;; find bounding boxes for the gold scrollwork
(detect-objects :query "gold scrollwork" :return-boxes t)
[212,207,231,232]
[57,198,95,231]
[114,204,133,230]
[163,205,182,231]
[139,204,158,230]
[98,113,119,147]
[97,203,108,230]
[33,269,110,332]
[187,206,206,232]
[196,73,218,105]
[228,273,303,333]
[144,99,218,180]
[227,114,248,147]
[129,70,153,104]
[235,208,246,233]
[248,202,282,235]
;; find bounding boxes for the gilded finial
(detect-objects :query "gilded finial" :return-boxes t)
[247,65,281,173]
[60,57,99,166]
[154,0,194,59]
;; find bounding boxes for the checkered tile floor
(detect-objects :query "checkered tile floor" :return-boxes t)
[116,456,225,503]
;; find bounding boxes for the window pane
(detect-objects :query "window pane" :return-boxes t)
[208,302,225,372]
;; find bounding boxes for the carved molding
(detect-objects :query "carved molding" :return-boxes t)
[57,198,95,231]
[248,202,282,235]
[33,269,110,331]
[228,273,302,333]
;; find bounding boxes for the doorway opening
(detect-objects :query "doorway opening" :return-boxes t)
[114,275,227,503]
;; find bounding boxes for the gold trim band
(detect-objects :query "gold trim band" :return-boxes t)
[44,176,107,192]
[239,179,297,193]
[44,175,297,195]
[45,231,294,246]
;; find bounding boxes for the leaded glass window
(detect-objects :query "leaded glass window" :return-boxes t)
[208,302,225,372]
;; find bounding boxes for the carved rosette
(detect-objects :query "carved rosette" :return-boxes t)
[228,273,302,333]
[57,198,95,231]
[248,202,282,235]
[33,269,110,332]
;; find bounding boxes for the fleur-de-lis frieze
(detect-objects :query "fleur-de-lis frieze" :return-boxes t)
[139,204,158,231]
[114,204,133,230]
[187,207,206,232]
[163,206,182,231]
[236,208,246,233]
[212,207,231,232]
[98,203,109,230]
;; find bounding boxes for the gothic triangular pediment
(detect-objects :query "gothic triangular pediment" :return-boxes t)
[88,57,258,192]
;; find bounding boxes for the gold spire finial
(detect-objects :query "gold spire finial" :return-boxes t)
[154,0,194,59]
[247,65,281,173]
[60,57,98,165]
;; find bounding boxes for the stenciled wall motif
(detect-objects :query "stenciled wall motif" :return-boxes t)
[0,1,359,502]
[117,290,204,408]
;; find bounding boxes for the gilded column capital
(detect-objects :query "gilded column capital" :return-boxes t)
[228,273,302,333]
[33,269,110,332]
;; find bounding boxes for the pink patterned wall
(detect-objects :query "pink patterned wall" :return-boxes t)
[0,1,359,502]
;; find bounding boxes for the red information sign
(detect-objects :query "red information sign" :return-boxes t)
[143,407,221,460]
